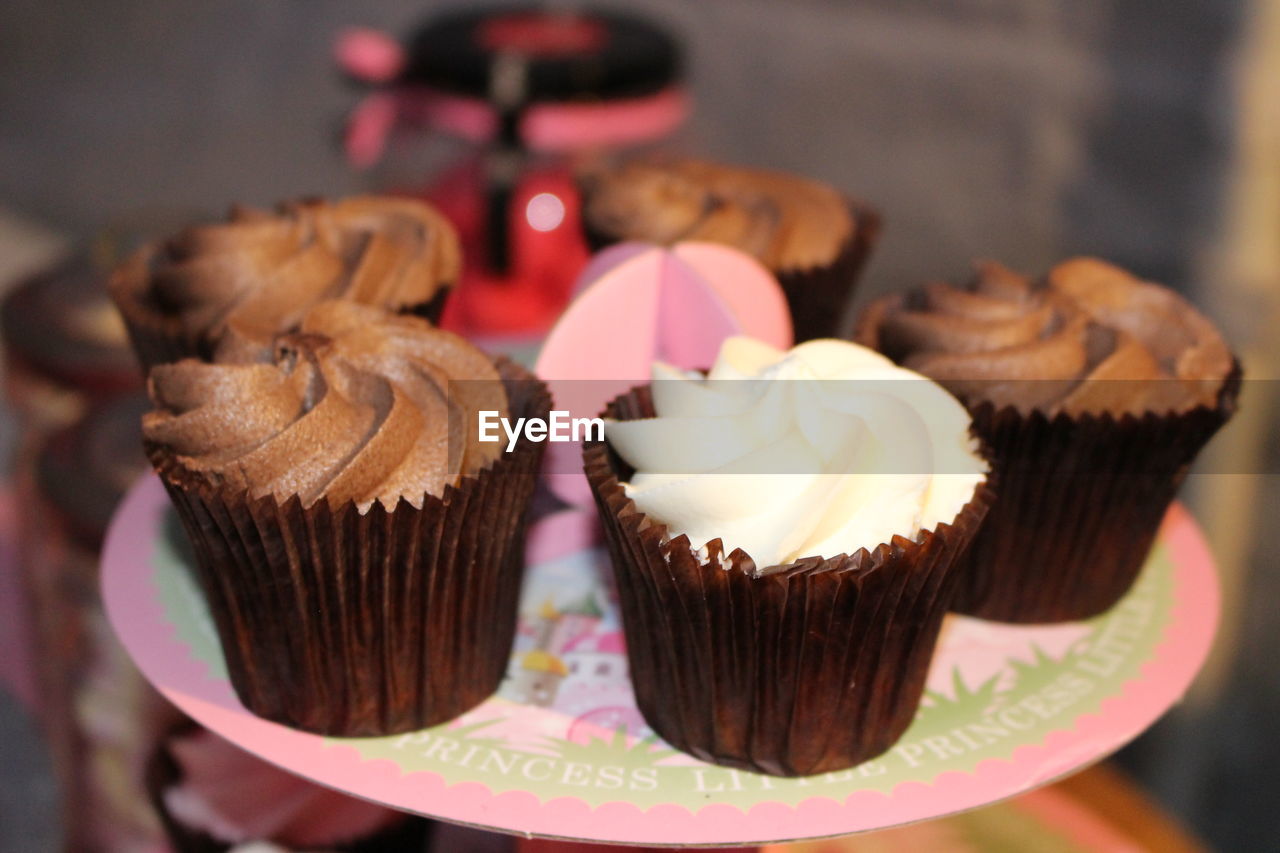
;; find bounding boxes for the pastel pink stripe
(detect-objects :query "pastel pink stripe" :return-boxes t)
[333,27,406,83]
[344,86,689,166]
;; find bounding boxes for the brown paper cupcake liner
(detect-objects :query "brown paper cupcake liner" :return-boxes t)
[115,291,205,373]
[951,366,1241,623]
[583,201,881,344]
[853,299,1241,623]
[115,287,454,375]
[583,385,992,777]
[144,720,433,852]
[148,359,550,736]
[776,201,881,342]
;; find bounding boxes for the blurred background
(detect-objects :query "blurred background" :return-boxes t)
[0,1,1277,851]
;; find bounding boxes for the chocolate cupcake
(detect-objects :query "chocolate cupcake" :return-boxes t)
[111,196,460,370]
[583,337,991,776]
[144,301,550,735]
[580,157,880,341]
[855,258,1239,622]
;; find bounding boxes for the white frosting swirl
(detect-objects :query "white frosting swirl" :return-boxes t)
[606,337,987,570]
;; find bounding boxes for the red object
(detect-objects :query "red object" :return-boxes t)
[478,13,608,56]
[428,159,590,337]
[335,10,687,338]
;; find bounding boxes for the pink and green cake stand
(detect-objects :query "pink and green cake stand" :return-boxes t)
[102,475,1219,847]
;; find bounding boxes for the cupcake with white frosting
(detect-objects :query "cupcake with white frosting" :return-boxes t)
[582,337,992,776]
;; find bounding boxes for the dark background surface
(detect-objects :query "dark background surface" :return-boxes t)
[0,0,1244,295]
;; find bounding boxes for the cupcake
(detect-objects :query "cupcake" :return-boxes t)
[854,257,1239,622]
[143,301,550,735]
[580,156,880,341]
[110,196,460,370]
[583,337,991,776]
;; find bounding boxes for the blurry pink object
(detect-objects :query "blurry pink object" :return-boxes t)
[525,508,599,564]
[535,241,792,505]
[341,86,689,166]
[343,91,401,171]
[334,16,688,166]
[334,27,404,83]
[163,728,402,847]
[541,240,792,394]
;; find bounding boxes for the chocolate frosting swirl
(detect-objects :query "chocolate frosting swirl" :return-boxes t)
[143,301,506,510]
[112,196,460,361]
[582,157,854,271]
[855,258,1233,416]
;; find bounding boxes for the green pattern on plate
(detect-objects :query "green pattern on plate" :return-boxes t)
[154,513,227,680]
[152,503,1176,810]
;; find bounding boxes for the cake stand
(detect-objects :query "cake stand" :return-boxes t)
[102,475,1219,847]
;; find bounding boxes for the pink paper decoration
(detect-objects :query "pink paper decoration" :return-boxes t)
[163,727,402,846]
[535,241,792,505]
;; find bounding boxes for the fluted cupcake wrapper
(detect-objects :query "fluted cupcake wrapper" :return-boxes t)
[116,293,203,373]
[951,366,1241,623]
[582,200,881,344]
[583,386,992,777]
[148,359,550,736]
[776,201,881,343]
[116,287,454,375]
